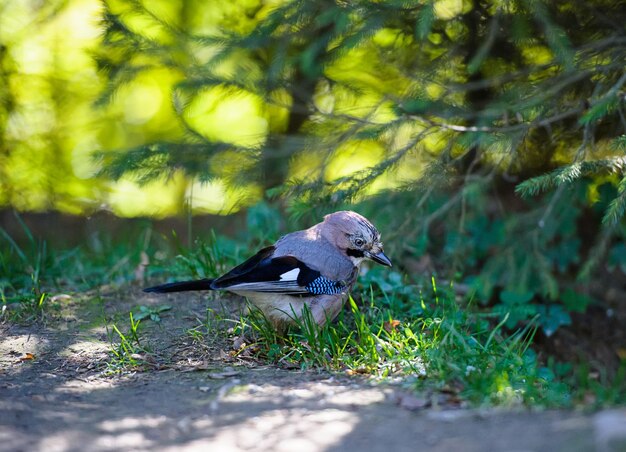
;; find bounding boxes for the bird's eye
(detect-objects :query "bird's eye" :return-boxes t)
[354,238,365,247]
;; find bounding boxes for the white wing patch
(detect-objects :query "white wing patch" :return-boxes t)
[217,267,308,294]
[279,268,300,281]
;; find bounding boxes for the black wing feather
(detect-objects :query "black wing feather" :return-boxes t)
[145,246,348,296]
[144,278,214,293]
[212,246,276,286]
[211,251,323,293]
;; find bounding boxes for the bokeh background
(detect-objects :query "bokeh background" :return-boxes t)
[1,0,427,217]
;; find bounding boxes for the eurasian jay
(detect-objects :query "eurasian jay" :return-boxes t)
[144,211,391,327]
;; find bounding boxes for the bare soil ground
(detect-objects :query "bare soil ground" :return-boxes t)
[1,289,625,452]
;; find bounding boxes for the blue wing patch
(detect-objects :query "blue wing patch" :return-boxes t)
[305,276,346,295]
[209,250,350,296]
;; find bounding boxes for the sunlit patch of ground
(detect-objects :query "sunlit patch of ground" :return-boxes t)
[1,291,625,452]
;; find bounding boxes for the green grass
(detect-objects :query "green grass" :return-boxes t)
[201,268,624,408]
[2,215,624,408]
[105,312,156,373]
[0,212,189,322]
[225,282,571,407]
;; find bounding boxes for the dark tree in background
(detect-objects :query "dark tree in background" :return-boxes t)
[98,0,625,334]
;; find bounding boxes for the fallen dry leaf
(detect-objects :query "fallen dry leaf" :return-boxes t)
[383,319,401,333]
[345,367,370,375]
[19,353,36,362]
[232,336,246,350]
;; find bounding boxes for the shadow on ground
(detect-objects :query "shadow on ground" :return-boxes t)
[0,289,623,452]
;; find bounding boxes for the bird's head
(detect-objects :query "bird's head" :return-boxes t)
[321,211,392,267]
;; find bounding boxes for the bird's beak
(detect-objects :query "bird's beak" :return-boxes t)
[367,250,392,267]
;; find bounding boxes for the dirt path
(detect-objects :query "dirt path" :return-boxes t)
[1,290,624,452]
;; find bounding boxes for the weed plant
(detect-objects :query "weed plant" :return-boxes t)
[105,312,153,373]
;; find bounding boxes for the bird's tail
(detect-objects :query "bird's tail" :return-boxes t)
[143,278,215,293]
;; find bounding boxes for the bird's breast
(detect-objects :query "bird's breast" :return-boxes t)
[233,291,348,327]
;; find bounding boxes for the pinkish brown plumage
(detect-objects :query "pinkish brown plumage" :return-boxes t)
[144,211,391,328]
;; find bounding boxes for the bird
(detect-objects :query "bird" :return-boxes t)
[144,211,391,328]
